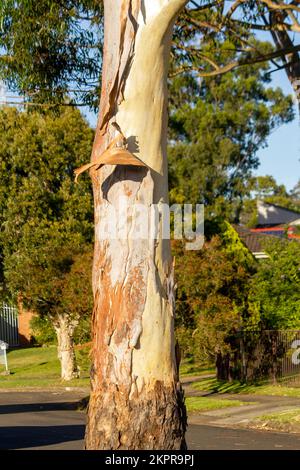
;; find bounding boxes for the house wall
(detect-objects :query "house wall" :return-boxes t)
[17,298,35,346]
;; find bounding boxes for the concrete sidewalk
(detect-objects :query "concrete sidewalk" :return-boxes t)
[182,376,300,428]
[188,394,300,428]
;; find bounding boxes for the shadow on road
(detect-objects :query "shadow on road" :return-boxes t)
[0,402,79,414]
[0,425,85,449]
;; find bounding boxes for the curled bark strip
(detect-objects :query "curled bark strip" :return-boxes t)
[74,142,147,182]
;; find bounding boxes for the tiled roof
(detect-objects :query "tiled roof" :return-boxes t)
[233,225,277,254]
[257,200,300,227]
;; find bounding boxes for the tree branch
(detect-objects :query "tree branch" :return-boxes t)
[186,0,223,12]
[165,0,190,19]
[183,14,221,32]
[224,18,300,32]
[171,43,300,78]
[260,0,300,13]
[226,0,300,21]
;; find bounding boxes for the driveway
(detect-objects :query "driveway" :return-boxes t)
[0,390,86,450]
[1,391,300,450]
[183,375,300,428]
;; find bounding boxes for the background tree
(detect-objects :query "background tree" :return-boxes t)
[1,1,300,109]
[6,243,93,380]
[0,106,94,380]
[249,238,300,329]
[0,0,103,108]
[29,250,94,347]
[173,222,257,378]
[291,179,300,200]
[177,2,300,87]
[168,37,294,222]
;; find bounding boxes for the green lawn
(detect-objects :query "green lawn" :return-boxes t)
[256,409,300,425]
[0,345,90,389]
[179,359,215,378]
[192,376,300,398]
[185,396,254,412]
[250,409,300,433]
[3,346,300,399]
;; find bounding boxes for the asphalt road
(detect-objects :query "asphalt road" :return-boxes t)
[1,391,300,450]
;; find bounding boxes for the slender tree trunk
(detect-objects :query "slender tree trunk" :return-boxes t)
[269,12,300,109]
[85,0,188,450]
[54,315,79,381]
[216,352,231,381]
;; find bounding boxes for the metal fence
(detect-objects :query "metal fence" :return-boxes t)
[222,329,300,386]
[0,304,19,347]
[275,330,300,386]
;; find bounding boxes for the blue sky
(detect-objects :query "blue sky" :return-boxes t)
[254,70,299,192]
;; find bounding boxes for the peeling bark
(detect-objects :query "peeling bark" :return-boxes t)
[86,382,186,450]
[85,0,188,450]
[54,315,79,381]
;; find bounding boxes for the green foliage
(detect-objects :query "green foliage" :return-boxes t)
[249,239,300,329]
[74,316,92,345]
[30,315,56,345]
[168,39,294,222]
[175,223,300,371]
[0,0,103,109]
[173,229,257,363]
[0,106,94,240]
[0,106,94,338]
[5,242,94,336]
[76,344,91,372]
[26,250,93,345]
[221,221,254,265]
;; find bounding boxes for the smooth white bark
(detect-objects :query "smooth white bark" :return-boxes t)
[86,0,188,449]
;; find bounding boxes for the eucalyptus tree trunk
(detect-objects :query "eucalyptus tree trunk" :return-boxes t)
[54,315,79,381]
[269,11,300,108]
[85,0,188,450]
